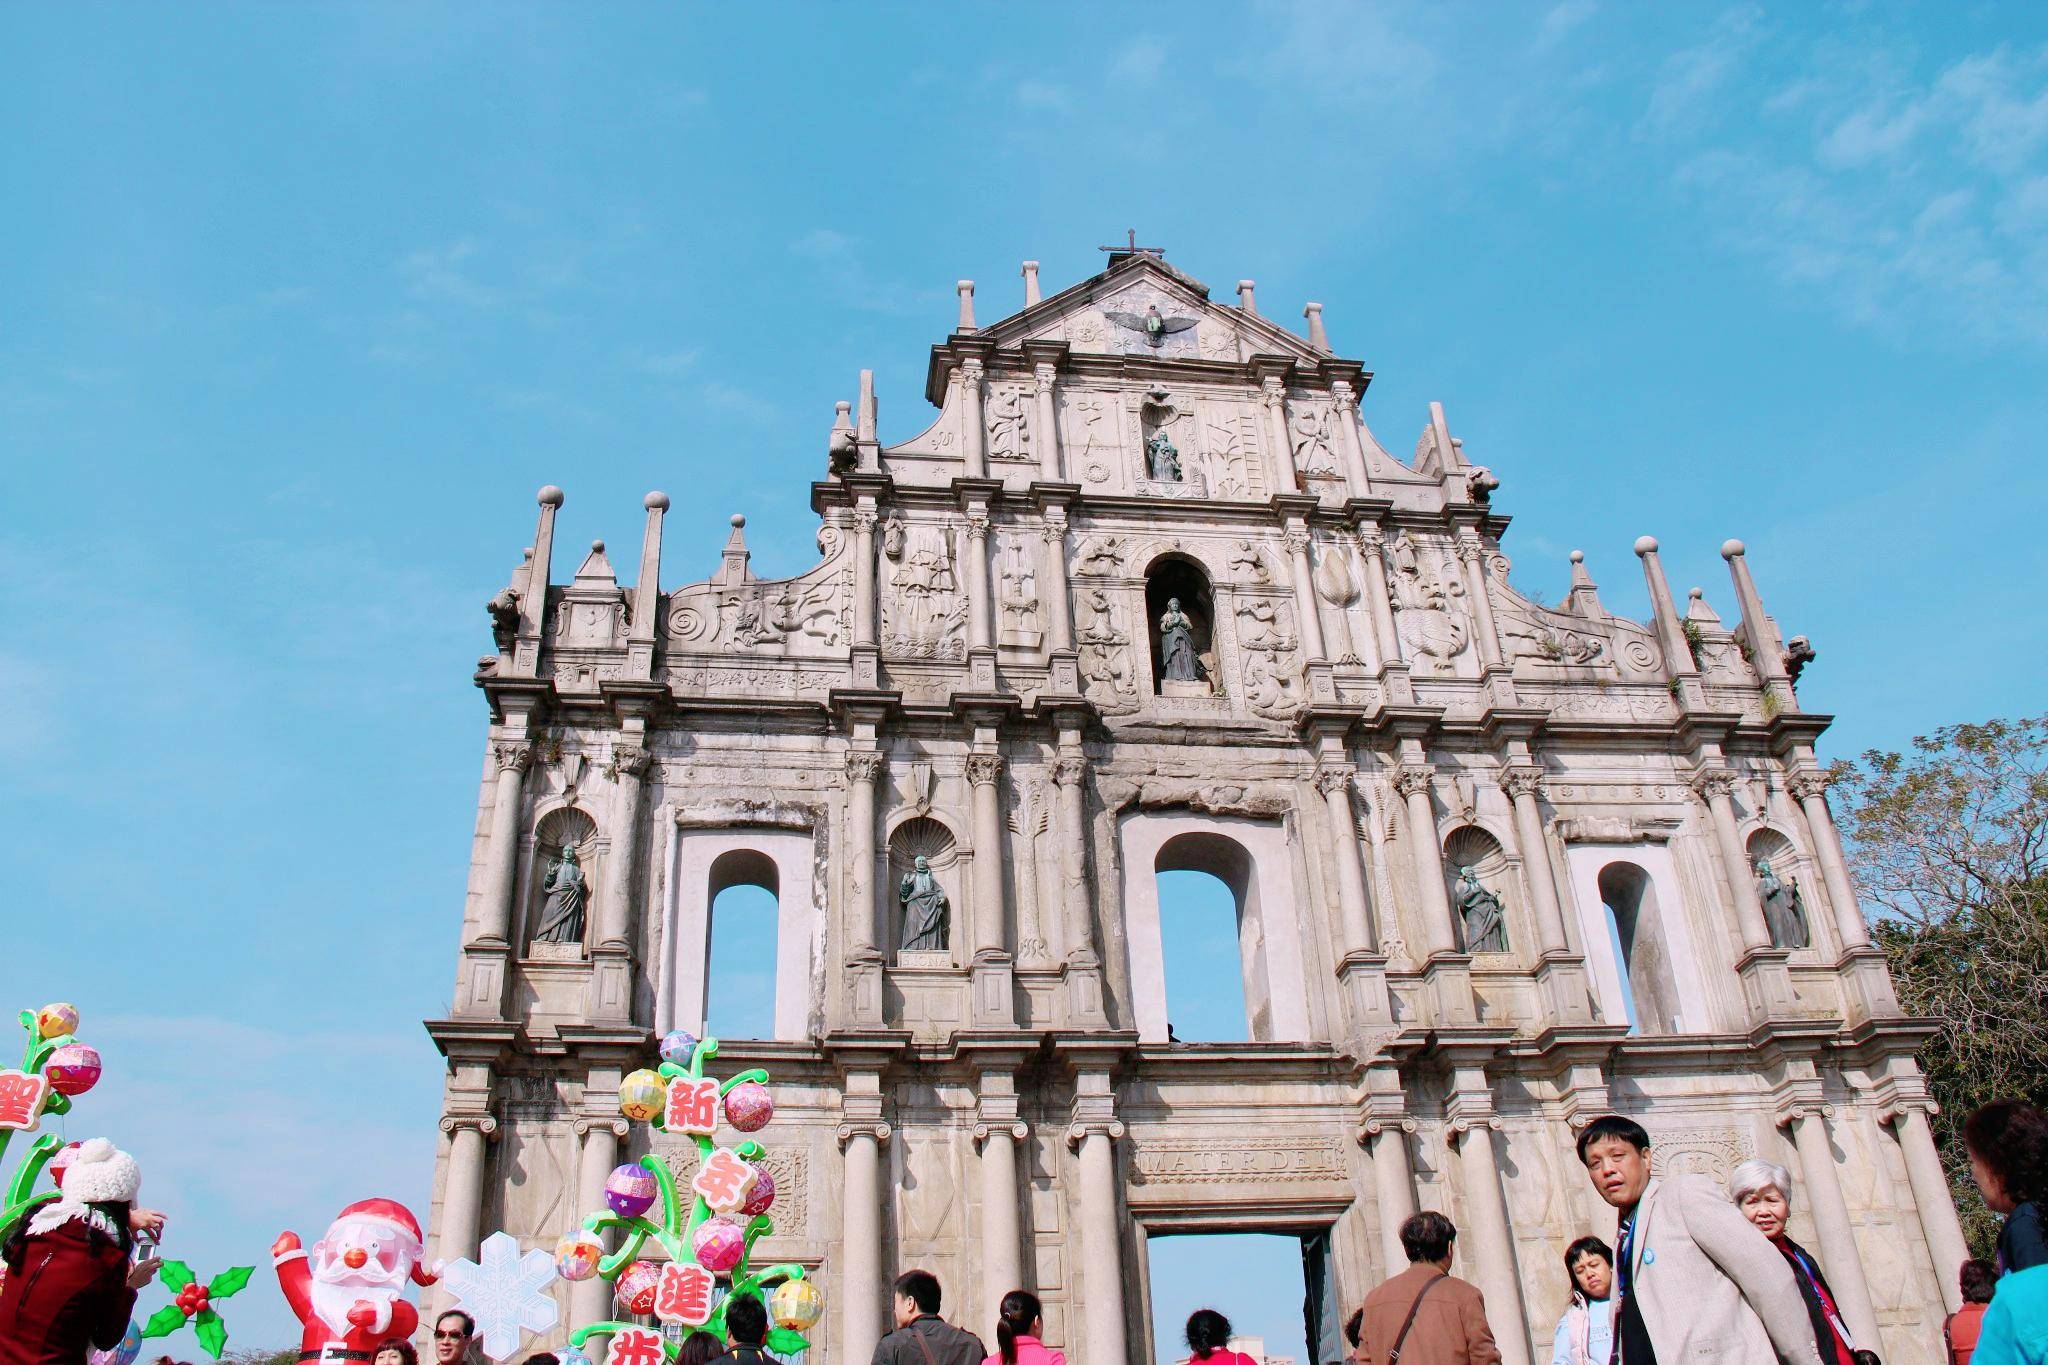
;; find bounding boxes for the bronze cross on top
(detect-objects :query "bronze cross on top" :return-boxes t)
[1100,228,1164,257]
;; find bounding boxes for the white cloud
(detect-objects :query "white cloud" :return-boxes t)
[1642,5,1761,136]
[1110,37,1168,85]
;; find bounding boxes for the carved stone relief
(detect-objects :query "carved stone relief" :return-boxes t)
[996,537,1043,650]
[879,519,967,661]
[1076,590,1139,711]
[1386,531,1471,674]
[1126,1134,1346,1186]
[986,387,1033,463]
[1235,596,1305,719]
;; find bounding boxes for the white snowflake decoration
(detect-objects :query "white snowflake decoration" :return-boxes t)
[442,1231,561,1361]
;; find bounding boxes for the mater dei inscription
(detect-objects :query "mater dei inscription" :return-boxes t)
[428,244,1967,1365]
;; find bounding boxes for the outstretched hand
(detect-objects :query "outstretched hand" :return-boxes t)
[126,1256,162,1290]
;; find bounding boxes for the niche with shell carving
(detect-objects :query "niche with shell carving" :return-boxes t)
[1442,825,1514,956]
[525,806,600,955]
[887,816,961,960]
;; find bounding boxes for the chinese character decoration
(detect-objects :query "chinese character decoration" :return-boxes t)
[0,1003,106,1245]
[138,1262,255,1359]
[562,1032,819,1363]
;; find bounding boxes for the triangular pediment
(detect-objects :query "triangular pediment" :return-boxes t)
[978,253,1328,365]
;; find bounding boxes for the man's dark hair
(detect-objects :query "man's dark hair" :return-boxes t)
[894,1269,942,1315]
[436,1311,477,1338]
[524,1355,559,1365]
[724,1293,768,1347]
[1399,1211,1457,1263]
[1575,1114,1652,1163]
[1964,1100,2048,1205]
[1960,1257,1998,1304]
[1342,1307,1363,1349]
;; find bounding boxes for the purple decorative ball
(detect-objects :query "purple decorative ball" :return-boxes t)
[693,1216,746,1274]
[723,1081,774,1132]
[739,1166,776,1218]
[658,1030,699,1066]
[604,1163,659,1218]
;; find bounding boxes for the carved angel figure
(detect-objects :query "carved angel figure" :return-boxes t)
[1105,303,1198,348]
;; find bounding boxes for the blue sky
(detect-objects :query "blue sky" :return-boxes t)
[4,2,2046,1352]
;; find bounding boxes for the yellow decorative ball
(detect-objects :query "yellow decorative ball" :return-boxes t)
[619,1069,667,1122]
[36,1004,79,1040]
[770,1278,824,1332]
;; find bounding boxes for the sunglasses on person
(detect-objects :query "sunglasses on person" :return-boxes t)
[434,1330,471,1341]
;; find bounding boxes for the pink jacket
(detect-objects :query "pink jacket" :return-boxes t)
[984,1338,1066,1365]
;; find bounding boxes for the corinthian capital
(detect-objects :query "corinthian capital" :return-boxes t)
[845,749,885,785]
[961,358,985,384]
[1786,770,1833,803]
[965,753,1004,788]
[965,510,991,543]
[1391,764,1436,799]
[1283,527,1311,556]
[1500,765,1545,801]
[1050,756,1088,788]
[1313,766,1354,797]
[851,507,879,534]
[492,742,534,774]
[1689,768,1738,802]
[610,745,653,780]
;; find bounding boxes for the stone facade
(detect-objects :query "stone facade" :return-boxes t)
[427,250,1966,1365]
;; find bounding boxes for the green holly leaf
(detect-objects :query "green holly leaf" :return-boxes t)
[194,1308,227,1359]
[766,1329,810,1356]
[141,1305,188,1339]
[206,1266,254,1299]
[156,1259,196,1293]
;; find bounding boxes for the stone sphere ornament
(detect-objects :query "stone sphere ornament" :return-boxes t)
[658,1030,699,1066]
[769,1278,824,1333]
[739,1166,776,1218]
[45,1043,102,1096]
[722,1081,774,1132]
[615,1260,662,1315]
[618,1069,667,1122]
[692,1216,746,1274]
[36,1004,79,1040]
[604,1163,659,1218]
[554,1232,603,1282]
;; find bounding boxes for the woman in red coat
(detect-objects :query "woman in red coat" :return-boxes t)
[0,1139,164,1365]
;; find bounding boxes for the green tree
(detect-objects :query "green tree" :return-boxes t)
[1830,715,2048,1255]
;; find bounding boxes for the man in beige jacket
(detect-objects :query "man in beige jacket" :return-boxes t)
[1577,1114,1821,1365]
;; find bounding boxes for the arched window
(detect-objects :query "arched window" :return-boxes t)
[1144,555,1216,695]
[1597,862,1683,1034]
[1155,832,1267,1040]
[705,849,778,1040]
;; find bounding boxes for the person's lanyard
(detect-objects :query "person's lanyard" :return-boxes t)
[1784,1245,1857,1353]
[1608,1214,1635,1365]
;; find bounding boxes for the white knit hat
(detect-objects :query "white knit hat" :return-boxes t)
[62,1138,141,1205]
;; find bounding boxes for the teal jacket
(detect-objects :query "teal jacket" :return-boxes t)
[1977,1264,2048,1365]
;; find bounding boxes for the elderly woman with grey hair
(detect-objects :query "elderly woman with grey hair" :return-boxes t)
[1727,1158,1872,1365]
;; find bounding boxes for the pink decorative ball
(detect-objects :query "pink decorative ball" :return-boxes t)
[722,1082,774,1133]
[605,1164,658,1218]
[36,1004,79,1040]
[48,1141,83,1188]
[615,1261,662,1315]
[658,1031,699,1066]
[739,1166,776,1218]
[554,1233,603,1282]
[692,1216,746,1274]
[45,1044,102,1097]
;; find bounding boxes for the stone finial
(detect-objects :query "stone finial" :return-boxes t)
[1022,260,1042,307]
[1685,586,1722,624]
[1634,535,1659,557]
[1565,550,1605,618]
[644,491,669,511]
[718,514,751,586]
[538,485,565,507]
[631,494,667,649]
[858,369,878,443]
[1721,538,1746,559]
[957,280,977,332]
[1304,302,1330,351]
[1237,280,1258,315]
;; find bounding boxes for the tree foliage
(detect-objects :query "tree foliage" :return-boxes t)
[1831,715,2048,1255]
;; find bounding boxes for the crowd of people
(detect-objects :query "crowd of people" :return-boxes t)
[3,1102,2044,1365]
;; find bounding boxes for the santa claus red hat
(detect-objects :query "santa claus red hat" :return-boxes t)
[324,1198,438,1284]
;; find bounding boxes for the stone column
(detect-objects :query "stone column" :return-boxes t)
[1356,530,1404,689]
[1501,767,1570,956]
[1394,765,1457,958]
[1041,513,1074,652]
[852,506,878,646]
[1363,1119,1418,1276]
[967,751,1015,1024]
[475,742,534,948]
[1284,523,1330,661]
[1455,538,1504,669]
[844,749,885,1024]
[1330,379,1372,497]
[1788,771,1872,949]
[1261,376,1299,494]
[596,748,651,952]
[1316,766,1376,954]
[976,1117,1028,1328]
[965,508,994,652]
[1784,1107,1880,1349]
[1033,363,1062,483]
[435,1114,496,1271]
[1070,1120,1129,1365]
[570,1117,627,1330]
[961,359,987,479]
[1887,1104,1971,1313]
[1693,769,1772,951]
[1451,1117,1532,1365]
[838,1121,891,1365]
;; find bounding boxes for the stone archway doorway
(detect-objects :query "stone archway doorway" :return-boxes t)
[1136,1220,1345,1365]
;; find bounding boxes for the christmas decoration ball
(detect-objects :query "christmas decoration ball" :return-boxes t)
[45,1043,102,1097]
[657,1030,699,1066]
[554,1233,603,1282]
[36,1004,79,1040]
[615,1260,663,1315]
[739,1166,776,1218]
[692,1216,746,1274]
[770,1278,825,1333]
[618,1069,667,1121]
[722,1081,774,1132]
[88,1319,142,1365]
[48,1141,84,1188]
[604,1163,659,1218]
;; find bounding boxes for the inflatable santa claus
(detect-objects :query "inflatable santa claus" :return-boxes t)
[273,1199,440,1363]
